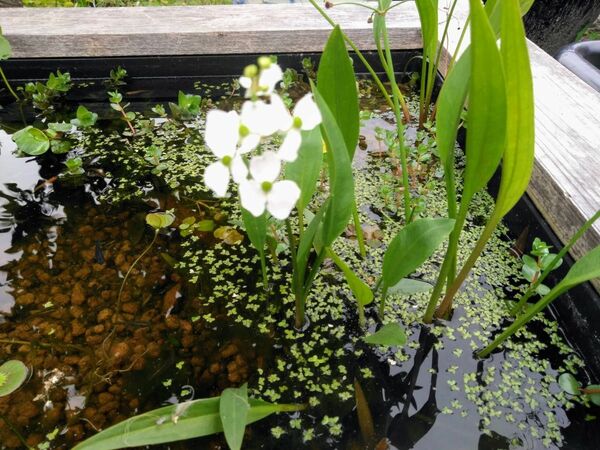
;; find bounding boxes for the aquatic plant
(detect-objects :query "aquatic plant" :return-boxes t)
[558,373,600,407]
[169,90,202,120]
[479,211,600,357]
[0,359,28,397]
[0,27,19,102]
[22,70,72,113]
[108,90,136,135]
[74,384,304,450]
[519,237,563,298]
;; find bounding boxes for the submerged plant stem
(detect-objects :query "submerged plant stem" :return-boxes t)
[116,230,158,319]
[352,204,367,258]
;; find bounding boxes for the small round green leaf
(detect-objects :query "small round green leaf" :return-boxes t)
[0,360,28,397]
[12,126,50,156]
[586,385,600,406]
[558,373,581,395]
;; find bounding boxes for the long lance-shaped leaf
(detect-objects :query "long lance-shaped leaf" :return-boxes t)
[285,127,323,213]
[327,247,373,307]
[435,0,534,319]
[73,397,304,450]
[479,244,600,358]
[382,218,455,290]
[316,25,360,159]
[311,82,354,248]
[461,0,506,203]
[241,208,268,285]
[493,0,535,217]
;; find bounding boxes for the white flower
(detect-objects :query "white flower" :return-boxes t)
[240,100,280,137]
[239,151,300,219]
[239,63,283,98]
[203,110,250,197]
[270,93,322,162]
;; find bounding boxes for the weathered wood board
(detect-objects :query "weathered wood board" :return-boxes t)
[1,2,599,290]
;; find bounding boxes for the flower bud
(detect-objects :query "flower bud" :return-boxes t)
[243,64,258,79]
[257,56,272,70]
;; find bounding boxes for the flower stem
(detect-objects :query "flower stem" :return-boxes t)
[0,65,19,102]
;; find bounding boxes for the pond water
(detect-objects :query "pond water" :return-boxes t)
[0,72,599,450]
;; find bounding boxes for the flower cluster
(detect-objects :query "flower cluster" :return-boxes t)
[203,57,322,220]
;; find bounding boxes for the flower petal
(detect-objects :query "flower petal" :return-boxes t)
[249,151,281,183]
[294,94,322,130]
[231,155,248,184]
[204,161,230,197]
[205,110,239,158]
[241,100,279,137]
[267,180,300,220]
[258,64,283,95]
[239,77,252,89]
[270,94,293,131]
[238,133,260,154]
[239,179,267,217]
[278,128,302,162]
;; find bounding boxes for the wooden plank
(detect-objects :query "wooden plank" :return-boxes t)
[0,4,421,58]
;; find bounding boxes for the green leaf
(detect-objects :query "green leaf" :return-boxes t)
[492,0,535,217]
[285,127,323,212]
[146,211,175,230]
[311,83,355,248]
[388,278,433,295]
[316,25,360,159]
[73,396,303,450]
[219,384,250,450]
[364,323,407,347]
[535,283,550,296]
[12,126,50,156]
[461,0,507,203]
[51,139,72,154]
[48,122,73,133]
[241,208,267,257]
[327,248,373,306]
[540,253,562,271]
[414,0,438,67]
[296,203,327,281]
[554,245,600,293]
[0,360,28,397]
[382,218,455,290]
[586,385,600,406]
[436,51,470,170]
[71,105,98,128]
[0,35,11,61]
[558,373,581,396]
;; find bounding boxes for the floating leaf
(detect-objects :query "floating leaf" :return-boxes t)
[219,384,250,450]
[382,218,455,290]
[12,126,50,156]
[586,385,600,406]
[146,211,175,230]
[388,278,433,295]
[214,226,244,246]
[316,25,360,159]
[0,360,28,397]
[364,323,407,347]
[558,373,581,396]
